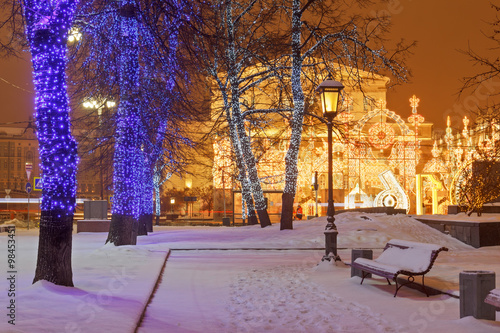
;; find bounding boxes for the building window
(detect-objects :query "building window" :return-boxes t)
[363,97,375,111]
[17,147,21,157]
[26,151,34,164]
[17,159,22,171]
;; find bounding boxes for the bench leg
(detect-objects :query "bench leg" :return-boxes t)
[360,271,368,285]
[394,276,407,297]
[386,278,391,286]
[394,275,431,297]
[421,275,430,297]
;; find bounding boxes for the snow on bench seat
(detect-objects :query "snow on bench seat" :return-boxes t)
[485,289,500,309]
[351,239,448,297]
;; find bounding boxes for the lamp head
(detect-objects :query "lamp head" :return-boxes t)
[316,79,344,118]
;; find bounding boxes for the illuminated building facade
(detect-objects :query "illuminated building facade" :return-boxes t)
[211,68,436,217]
[0,122,109,202]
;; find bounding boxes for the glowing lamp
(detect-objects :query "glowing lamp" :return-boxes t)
[316,79,344,118]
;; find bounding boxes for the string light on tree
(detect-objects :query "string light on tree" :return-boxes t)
[23,0,79,286]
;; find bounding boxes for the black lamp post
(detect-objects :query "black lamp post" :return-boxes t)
[316,78,343,261]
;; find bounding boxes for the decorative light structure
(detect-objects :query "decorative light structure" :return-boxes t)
[24,0,79,286]
[316,78,343,261]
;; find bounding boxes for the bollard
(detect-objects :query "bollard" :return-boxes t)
[351,249,373,278]
[459,270,496,320]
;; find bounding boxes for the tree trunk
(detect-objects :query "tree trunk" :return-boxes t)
[33,213,74,286]
[25,1,79,286]
[225,1,271,228]
[107,214,137,245]
[107,0,141,245]
[146,213,153,232]
[280,192,294,230]
[280,0,305,230]
[241,173,258,225]
[138,214,148,236]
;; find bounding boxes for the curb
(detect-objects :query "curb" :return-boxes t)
[134,249,172,332]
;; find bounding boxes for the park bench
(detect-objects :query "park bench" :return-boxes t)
[351,239,448,297]
[485,289,500,309]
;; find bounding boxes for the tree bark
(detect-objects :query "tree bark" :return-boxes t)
[33,213,74,286]
[107,214,137,245]
[280,192,295,230]
[138,214,148,236]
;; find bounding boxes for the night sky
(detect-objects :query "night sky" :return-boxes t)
[0,0,496,132]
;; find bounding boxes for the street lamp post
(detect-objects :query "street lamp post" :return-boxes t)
[83,99,115,200]
[170,197,175,214]
[316,78,343,262]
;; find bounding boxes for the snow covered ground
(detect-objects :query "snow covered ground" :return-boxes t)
[1,212,500,332]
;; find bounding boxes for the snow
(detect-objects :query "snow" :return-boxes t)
[416,212,500,223]
[1,212,500,332]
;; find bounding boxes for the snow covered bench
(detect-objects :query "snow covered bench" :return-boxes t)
[351,239,448,297]
[485,289,500,309]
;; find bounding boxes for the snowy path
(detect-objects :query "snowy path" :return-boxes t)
[225,263,402,333]
[138,250,403,333]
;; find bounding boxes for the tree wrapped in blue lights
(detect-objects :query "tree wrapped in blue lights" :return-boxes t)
[71,0,189,244]
[21,0,79,286]
[105,0,142,245]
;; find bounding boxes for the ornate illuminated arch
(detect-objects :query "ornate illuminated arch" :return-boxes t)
[352,108,414,136]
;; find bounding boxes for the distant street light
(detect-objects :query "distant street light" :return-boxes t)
[83,98,116,199]
[316,77,343,261]
[170,197,175,214]
[68,27,82,43]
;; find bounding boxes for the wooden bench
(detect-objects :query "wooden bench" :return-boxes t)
[351,239,448,297]
[485,289,500,309]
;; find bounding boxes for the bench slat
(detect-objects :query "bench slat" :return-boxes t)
[485,289,500,308]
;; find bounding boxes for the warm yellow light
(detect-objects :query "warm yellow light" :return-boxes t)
[321,89,340,114]
[185,179,192,189]
[170,197,175,204]
[68,27,82,43]
[315,79,344,117]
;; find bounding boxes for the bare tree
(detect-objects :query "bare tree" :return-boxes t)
[274,0,411,229]
[455,3,500,214]
[185,0,285,227]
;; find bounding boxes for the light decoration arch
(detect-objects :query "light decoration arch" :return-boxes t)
[352,108,413,136]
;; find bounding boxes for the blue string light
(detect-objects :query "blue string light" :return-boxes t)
[24,0,78,217]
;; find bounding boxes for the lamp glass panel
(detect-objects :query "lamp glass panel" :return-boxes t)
[324,89,339,113]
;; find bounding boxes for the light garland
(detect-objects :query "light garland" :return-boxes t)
[24,0,79,216]
[110,0,141,220]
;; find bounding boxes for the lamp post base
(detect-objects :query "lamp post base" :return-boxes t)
[322,229,341,262]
